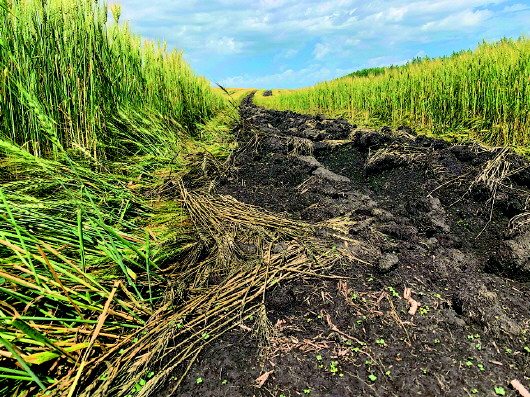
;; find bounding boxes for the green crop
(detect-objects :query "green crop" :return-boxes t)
[0,0,227,159]
[255,37,530,148]
[0,1,229,395]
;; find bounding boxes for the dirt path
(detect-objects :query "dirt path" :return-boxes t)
[174,94,530,397]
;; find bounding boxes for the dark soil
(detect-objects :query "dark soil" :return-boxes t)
[173,94,530,396]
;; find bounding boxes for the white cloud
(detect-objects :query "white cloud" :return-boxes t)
[220,65,354,88]
[275,48,299,60]
[345,38,361,46]
[259,0,287,8]
[117,0,530,88]
[284,49,298,58]
[366,55,409,67]
[388,0,506,17]
[313,43,331,60]
[422,9,493,31]
[119,0,514,55]
[387,7,407,22]
[205,36,245,54]
[502,3,530,12]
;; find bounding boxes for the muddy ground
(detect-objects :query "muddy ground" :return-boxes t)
[173,94,530,396]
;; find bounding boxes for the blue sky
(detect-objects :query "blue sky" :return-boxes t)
[118,0,530,89]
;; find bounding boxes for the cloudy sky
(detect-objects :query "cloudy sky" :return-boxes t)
[118,0,530,89]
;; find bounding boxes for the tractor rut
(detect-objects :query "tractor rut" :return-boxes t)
[173,93,530,397]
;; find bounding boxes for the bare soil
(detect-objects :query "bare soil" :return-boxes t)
[173,94,530,397]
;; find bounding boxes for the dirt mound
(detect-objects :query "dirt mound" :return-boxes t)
[174,94,530,396]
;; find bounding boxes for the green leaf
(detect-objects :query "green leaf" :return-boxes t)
[0,366,33,376]
[24,342,89,365]
[0,335,46,390]
[368,374,377,382]
[0,374,34,381]
[12,319,72,359]
[0,0,8,13]
[494,387,506,395]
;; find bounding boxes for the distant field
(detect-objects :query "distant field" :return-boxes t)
[214,87,257,103]
[254,37,530,151]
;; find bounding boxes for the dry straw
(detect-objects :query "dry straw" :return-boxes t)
[71,181,357,397]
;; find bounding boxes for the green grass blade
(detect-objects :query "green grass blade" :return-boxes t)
[0,189,40,287]
[0,335,46,390]
[11,319,73,360]
[0,0,8,13]
[77,208,86,272]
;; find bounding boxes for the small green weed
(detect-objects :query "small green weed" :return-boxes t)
[419,306,430,315]
[494,386,506,395]
[387,286,400,298]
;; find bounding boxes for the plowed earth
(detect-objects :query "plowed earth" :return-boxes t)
[174,94,530,397]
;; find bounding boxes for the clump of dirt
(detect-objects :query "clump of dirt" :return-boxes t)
[173,94,530,396]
